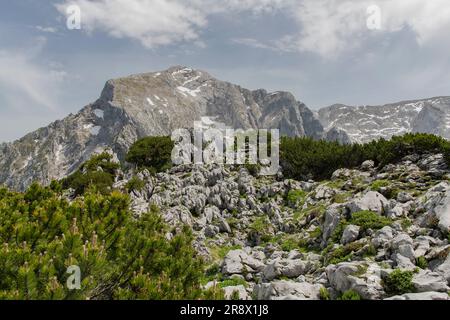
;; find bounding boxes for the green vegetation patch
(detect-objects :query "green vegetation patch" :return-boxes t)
[281,133,450,181]
[62,152,120,196]
[326,242,365,265]
[126,176,146,192]
[0,184,214,300]
[331,211,391,243]
[370,180,391,192]
[338,290,361,300]
[286,189,308,208]
[126,136,174,173]
[319,287,330,300]
[209,245,242,261]
[383,269,416,295]
[218,277,248,288]
[350,211,392,232]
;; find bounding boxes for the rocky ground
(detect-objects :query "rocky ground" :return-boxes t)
[110,153,450,300]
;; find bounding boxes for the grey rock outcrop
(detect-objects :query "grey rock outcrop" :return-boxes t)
[347,191,389,215]
[263,258,315,281]
[341,225,360,245]
[326,262,385,300]
[436,253,450,284]
[385,292,449,300]
[223,285,250,300]
[222,249,265,275]
[412,270,449,293]
[253,280,322,300]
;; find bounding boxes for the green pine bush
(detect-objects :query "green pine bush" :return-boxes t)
[62,152,120,196]
[0,183,214,300]
[126,137,174,173]
[383,269,416,295]
[280,133,450,181]
[349,211,392,232]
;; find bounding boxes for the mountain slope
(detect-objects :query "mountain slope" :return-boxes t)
[0,66,324,190]
[318,97,450,143]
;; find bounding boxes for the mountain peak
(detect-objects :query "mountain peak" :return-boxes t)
[0,67,324,190]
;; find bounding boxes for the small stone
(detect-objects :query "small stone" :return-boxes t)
[397,192,414,203]
[223,285,249,300]
[361,160,375,171]
[341,225,360,245]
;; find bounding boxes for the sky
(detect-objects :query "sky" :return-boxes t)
[1,0,450,142]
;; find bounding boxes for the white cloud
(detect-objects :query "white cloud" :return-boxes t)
[288,0,368,57]
[55,0,286,48]
[36,26,58,33]
[55,0,450,57]
[209,0,291,13]
[232,38,277,50]
[56,0,207,48]
[380,0,450,45]
[286,0,450,58]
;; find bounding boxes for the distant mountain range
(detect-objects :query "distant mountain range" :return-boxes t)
[318,97,450,143]
[0,66,449,190]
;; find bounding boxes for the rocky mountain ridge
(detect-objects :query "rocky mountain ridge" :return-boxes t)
[1,66,449,191]
[0,66,324,191]
[318,96,450,143]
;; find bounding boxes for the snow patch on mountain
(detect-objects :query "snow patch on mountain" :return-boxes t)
[177,86,201,97]
[90,126,101,135]
[93,109,104,119]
